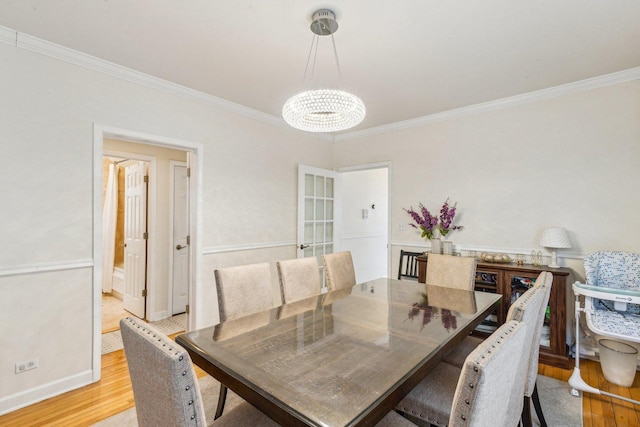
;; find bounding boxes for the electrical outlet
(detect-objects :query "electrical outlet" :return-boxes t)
[398,223,407,231]
[15,358,38,374]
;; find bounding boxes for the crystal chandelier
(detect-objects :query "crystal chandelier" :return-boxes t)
[282,9,365,133]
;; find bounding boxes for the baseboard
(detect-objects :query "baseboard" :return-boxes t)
[147,310,170,322]
[0,370,93,416]
[110,288,124,300]
[111,267,125,295]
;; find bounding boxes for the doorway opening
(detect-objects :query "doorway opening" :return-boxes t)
[337,163,390,282]
[296,162,390,285]
[92,124,204,382]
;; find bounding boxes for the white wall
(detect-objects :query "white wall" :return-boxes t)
[0,40,332,413]
[334,80,640,281]
[334,79,640,347]
[338,168,389,282]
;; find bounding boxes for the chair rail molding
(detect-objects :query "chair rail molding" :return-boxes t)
[390,241,584,262]
[204,240,297,255]
[0,259,93,278]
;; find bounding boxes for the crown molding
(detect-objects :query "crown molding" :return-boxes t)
[335,67,640,142]
[0,26,17,46]
[0,25,335,141]
[2,25,638,144]
[15,31,285,124]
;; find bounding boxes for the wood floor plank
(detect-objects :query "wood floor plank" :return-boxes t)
[1,349,638,426]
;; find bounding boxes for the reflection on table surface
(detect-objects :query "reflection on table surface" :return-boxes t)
[180,278,500,426]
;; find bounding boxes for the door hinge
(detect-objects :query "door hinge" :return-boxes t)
[144,175,149,183]
[142,289,147,297]
[186,304,190,314]
[187,167,191,178]
[186,235,191,245]
[143,232,149,240]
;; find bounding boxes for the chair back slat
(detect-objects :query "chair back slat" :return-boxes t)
[398,250,422,280]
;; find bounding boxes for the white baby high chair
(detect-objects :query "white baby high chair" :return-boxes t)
[569,251,640,404]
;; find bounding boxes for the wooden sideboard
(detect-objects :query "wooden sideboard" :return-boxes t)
[416,255,572,369]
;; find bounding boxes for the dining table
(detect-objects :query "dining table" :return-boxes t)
[176,277,502,426]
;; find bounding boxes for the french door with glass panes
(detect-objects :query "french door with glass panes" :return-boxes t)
[297,165,339,290]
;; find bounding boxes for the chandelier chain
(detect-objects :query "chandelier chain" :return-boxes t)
[330,34,343,84]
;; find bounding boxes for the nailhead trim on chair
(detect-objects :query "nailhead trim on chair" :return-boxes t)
[121,317,203,426]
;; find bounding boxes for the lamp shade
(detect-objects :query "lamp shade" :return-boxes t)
[539,227,572,249]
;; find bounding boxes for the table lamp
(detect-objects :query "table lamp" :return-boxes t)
[539,227,572,268]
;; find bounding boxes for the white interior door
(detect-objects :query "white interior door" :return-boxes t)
[298,165,339,290]
[171,163,189,315]
[123,161,147,319]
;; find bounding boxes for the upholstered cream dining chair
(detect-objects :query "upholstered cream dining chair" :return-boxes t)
[397,285,546,426]
[397,320,528,427]
[276,257,322,318]
[322,251,357,291]
[426,254,477,290]
[120,317,278,427]
[214,262,275,322]
[213,262,279,419]
[441,272,553,427]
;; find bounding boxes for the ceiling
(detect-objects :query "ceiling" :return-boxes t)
[1,1,640,133]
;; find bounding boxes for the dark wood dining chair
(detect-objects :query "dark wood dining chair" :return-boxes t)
[397,250,422,280]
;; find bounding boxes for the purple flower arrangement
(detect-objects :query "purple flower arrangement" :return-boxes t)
[438,198,464,238]
[404,198,463,240]
[404,203,438,239]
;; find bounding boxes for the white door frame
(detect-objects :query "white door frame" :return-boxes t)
[336,162,392,279]
[92,124,203,382]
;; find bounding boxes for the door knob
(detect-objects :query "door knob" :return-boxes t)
[176,244,188,250]
[299,244,310,250]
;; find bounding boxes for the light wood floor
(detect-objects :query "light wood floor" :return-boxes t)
[1,351,638,426]
[101,293,132,333]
